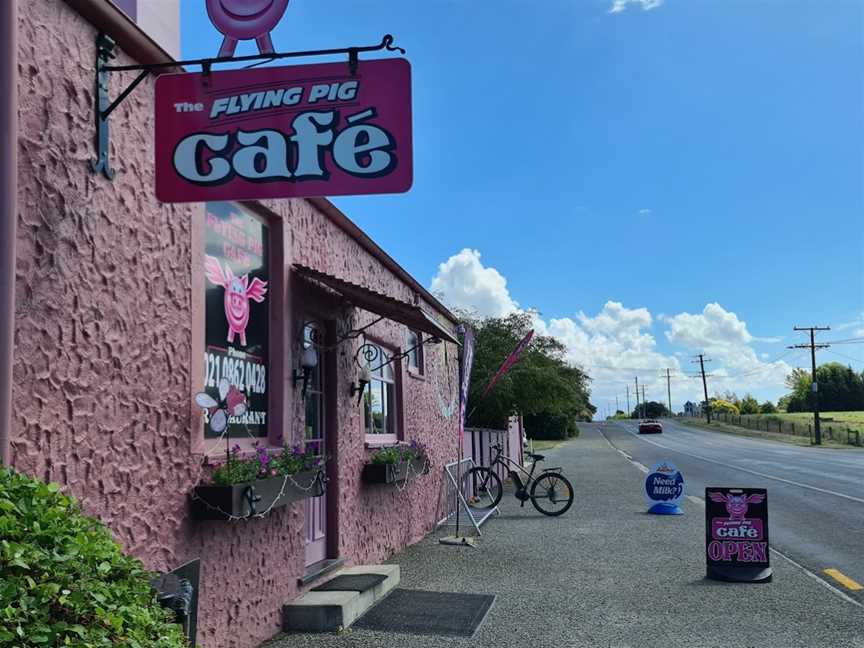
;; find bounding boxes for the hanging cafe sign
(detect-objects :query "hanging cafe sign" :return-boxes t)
[155,56,412,202]
[88,34,411,201]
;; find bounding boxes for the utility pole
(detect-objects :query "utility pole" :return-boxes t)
[664,368,673,416]
[789,326,830,445]
[692,354,712,423]
[642,385,646,418]
[634,377,640,419]
[625,385,630,416]
[615,395,619,415]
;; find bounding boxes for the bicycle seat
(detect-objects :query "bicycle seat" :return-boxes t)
[527,452,545,461]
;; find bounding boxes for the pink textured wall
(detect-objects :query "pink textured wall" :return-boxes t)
[10,3,459,647]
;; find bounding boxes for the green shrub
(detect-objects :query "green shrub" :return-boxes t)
[369,440,427,465]
[524,413,575,440]
[0,467,187,647]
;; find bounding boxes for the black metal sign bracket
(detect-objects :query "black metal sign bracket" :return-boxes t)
[89,34,406,181]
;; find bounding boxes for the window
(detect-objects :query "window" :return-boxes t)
[362,343,399,443]
[203,202,269,439]
[406,330,424,375]
[303,321,324,456]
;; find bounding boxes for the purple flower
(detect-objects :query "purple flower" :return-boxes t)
[231,444,242,456]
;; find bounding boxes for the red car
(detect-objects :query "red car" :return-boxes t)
[638,419,663,434]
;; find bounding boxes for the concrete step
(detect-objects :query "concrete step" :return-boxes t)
[282,564,400,633]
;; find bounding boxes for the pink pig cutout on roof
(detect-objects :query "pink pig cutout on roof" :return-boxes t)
[205,255,268,348]
[206,0,290,58]
[708,491,765,521]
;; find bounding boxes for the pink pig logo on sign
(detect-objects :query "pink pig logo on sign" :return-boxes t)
[206,0,290,58]
[708,491,765,521]
[205,255,268,347]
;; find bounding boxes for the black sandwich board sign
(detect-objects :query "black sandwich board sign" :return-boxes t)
[705,487,772,583]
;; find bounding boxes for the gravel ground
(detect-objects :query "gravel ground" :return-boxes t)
[264,423,864,648]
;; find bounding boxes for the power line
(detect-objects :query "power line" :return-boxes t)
[824,348,864,365]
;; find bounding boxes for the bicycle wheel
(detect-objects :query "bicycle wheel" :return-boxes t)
[530,472,574,516]
[465,467,503,509]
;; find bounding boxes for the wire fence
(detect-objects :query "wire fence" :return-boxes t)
[711,412,863,446]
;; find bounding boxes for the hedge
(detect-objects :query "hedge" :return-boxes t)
[0,467,187,647]
[523,413,579,440]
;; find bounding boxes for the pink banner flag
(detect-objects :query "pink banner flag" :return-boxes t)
[480,329,534,400]
[458,327,475,443]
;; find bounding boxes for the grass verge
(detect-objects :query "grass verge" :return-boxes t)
[528,437,576,451]
[677,417,862,449]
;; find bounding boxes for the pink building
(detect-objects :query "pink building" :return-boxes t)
[1,2,460,646]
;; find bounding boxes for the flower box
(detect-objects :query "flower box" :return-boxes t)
[190,469,324,520]
[361,458,429,485]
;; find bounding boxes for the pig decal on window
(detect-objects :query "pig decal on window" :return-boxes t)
[205,255,268,347]
[707,491,765,521]
[206,0,290,57]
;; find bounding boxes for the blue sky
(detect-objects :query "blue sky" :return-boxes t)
[181,0,864,413]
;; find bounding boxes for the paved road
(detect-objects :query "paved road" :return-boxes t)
[267,424,864,648]
[603,417,864,603]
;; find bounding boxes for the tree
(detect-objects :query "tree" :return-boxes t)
[710,398,740,416]
[458,311,595,430]
[759,401,777,414]
[631,401,669,419]
[739,393,760,415]
[780,363,864,413]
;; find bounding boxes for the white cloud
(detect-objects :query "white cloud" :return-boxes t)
[609,0,663,14]
[431,250,792,416]
[663,303,791,393]
[430,248,518,318]
[664,303,753,349]
[639,208,652,216]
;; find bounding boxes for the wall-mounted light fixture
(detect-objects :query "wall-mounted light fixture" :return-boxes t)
[349,366,372,405]
[293,345,319,398]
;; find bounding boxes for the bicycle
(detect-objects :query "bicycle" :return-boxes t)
[465,442,574,516]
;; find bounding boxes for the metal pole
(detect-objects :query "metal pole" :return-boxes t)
[698,355,711,423]
[625,385,630,416]
[790,326,830,446]
[0,0,18,466]
[665,368,672,416]
[810,329,821,445]
[634,377,639,419]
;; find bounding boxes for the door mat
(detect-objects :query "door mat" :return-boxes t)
[311,574,387,593]
[352,588,495,638]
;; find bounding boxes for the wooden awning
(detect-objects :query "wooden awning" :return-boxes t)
[293,264,459,344]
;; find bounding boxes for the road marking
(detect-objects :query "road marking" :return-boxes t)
[600,430,649,472]
[770,549,864,609]
[620,427,864,506]
[823,569,864,591]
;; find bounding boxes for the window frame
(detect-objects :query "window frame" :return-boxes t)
[406,330,425,377]
[361,339,403,446]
